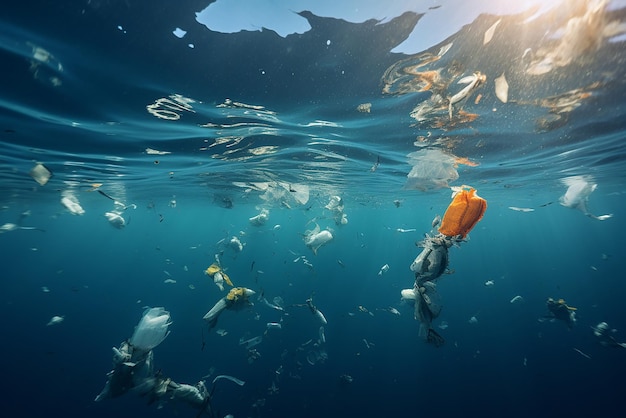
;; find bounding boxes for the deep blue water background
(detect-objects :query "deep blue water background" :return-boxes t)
[2,1,626,417]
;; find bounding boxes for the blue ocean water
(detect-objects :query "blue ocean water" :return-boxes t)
[1,1,626,417]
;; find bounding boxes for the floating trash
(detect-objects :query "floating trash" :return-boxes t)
[483,19,501,45]
[318,326,326,344]
[145,148,171,155]
[216,329,228,337]
[229,236,244,252]
[163,278,176,284]
[494,73,509,103]
[61,191,85,215]
[508,206,534,212]
[239,335,263,349]
[484,280,495,287]
[468,316,478,324]
[104,211,125,228]
[266,322,282,331]
[29,163,52,186]
[129,307,171,350]
[249,208,269,226]
[46,315,64,326]
[510,295,524,304]
[378,264,390,276]
[560,176,612,220]
[388,307,401,316]
[448,72,486,119]
[438,185,487,238]
[304,224,333,255]
[212,375,245,386]
[357,103,372,113]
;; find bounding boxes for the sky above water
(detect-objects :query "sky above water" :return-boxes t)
[195,0,578,53]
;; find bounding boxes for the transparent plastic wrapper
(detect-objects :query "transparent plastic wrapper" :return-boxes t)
[304,224,333,255]
[130,307,172,351]
[239,335,263,349]
[249,208,269,226]
[104,211,125,228]
[405,149,459,191]
[212,375,245,386]
[61,190,85,215]
[559,176,612,220]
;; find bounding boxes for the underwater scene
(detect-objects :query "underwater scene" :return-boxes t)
[2,1,626,417]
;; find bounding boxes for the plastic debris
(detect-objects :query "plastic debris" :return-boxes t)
[388,307,401,316]
[560,176,612,220]
[318,326,326,344]
[438,186,487,238]
[304,224,333,255]
[104,211,125,228]
[304,297,328,324]
[61,191,85,215]
[229,236,244,252]
[203,287,256,328]
[325,195,348,225]
[483,19,501,45]
[266,322,282,331]
[448,72,486,119]
[378,264,390,276]
[205,263,233,291]
[239,335,263,349]
[593,322,626,348]
[249,208,270,226]
[494,73,509,103]
[396,228,416,233]
[510,295,524,304]
[46,315,64,326]
[573,348,592,359]
[405,149,460,191]
[357,103,372,113]
[211,375,245,386]
[410,235,453,282]
[468,316,478,324]
[129,307,171,350]
[145,148,171,155]
[508,206,534,212]
[163,278,176,284]
[29,163,52,186]
[484,280,495,287]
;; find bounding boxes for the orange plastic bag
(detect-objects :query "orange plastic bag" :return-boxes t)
[438,186,487,238]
